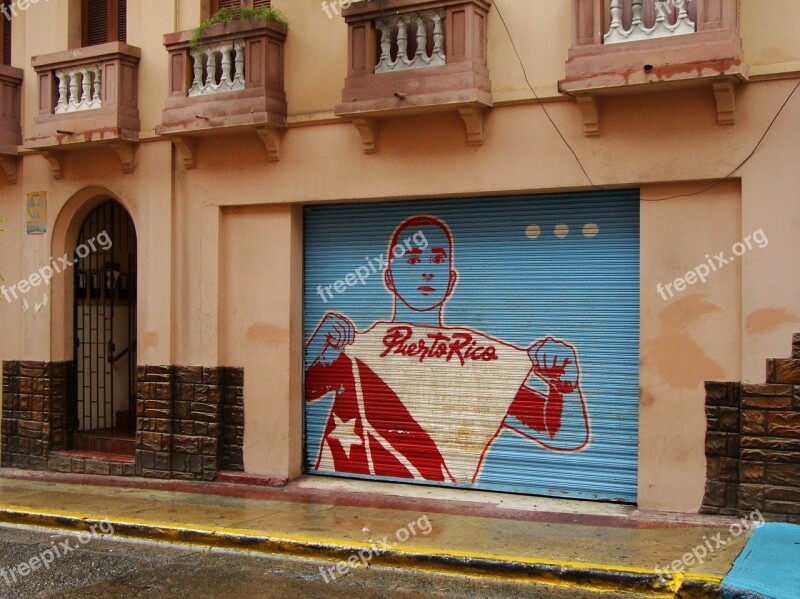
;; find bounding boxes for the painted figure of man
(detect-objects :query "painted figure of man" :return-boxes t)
[305,216,590,484]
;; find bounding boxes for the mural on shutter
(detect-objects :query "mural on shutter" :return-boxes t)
[304,193,640,502]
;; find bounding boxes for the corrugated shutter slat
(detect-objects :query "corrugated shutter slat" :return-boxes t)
[303,191,640,503]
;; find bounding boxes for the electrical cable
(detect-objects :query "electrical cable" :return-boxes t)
[492,0,800,201]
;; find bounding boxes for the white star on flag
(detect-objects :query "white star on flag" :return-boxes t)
[328,415,363,459]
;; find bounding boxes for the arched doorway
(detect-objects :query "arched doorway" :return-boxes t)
[72,199,137,454]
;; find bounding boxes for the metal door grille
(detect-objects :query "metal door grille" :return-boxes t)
[73,199,137,433]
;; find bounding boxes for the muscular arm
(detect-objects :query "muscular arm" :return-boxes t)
[505,379,590,451]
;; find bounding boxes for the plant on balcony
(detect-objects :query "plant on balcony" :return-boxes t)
[191,6,287,49]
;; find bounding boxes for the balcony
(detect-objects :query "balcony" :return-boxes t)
[27,43,141,178]
[156,16,288,167]
[560,0,746,135]
[335,0,492,153]
[0,64,23,183]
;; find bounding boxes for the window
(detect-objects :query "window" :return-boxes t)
[1,0,11,65]
[212,0,271,12]
[82,0,127,47]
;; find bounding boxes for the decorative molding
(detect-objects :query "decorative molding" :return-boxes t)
[712,78,736,125]
[172,137,197,169]
[457,106,486,146]
[109,141,137,174]
[41,150,64,179]
[576,95,601,137]
[0,155,18,183]
[351,117,378,154]
[255,127,281,162]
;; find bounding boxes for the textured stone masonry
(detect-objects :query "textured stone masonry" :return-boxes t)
[2,361,243,482]
[702,333,800,523]
[1,361,76,470]
[135,364,244,481]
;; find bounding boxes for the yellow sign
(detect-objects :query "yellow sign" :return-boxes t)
[26,191,47,234]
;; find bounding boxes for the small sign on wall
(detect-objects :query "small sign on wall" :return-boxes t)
[26,191,47,235]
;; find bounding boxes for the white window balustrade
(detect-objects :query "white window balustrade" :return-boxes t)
[605,0,695,44]
[188,41,245,97]
[55,66,102,114]
[375,11,446,73]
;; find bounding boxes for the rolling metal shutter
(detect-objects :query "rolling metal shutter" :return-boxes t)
[303,191,640,502]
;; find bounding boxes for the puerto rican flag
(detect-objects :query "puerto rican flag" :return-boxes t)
[306,322,569,483]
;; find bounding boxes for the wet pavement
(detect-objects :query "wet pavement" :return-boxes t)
[0,525,652,598]
[0,472,752,596]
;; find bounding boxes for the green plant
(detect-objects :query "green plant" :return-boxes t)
[191,6,287,49]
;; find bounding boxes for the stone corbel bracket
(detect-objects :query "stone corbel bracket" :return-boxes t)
[109,141,137,174]
[350,108,487,155]
[0,154,19,184]
[39,142,138,179]
[457,106,487,146]
[41,150,64,179]
[351,117,378,154]
[712,77,736,126]
[255,126,282,163]
[171,128,283,170]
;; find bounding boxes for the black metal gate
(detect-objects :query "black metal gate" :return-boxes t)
[73,200,137,433]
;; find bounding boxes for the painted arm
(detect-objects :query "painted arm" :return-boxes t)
[305,313,356,402]
[505,337,590,451]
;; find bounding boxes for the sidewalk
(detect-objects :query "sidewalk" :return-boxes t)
[0,469,751,597]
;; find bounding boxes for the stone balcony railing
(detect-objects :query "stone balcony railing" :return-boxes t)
[604,0,697,44]
[0,64,23,182]
[26,42,141,177]
[335,0,493,152]
[560,0,746,135]
[156,17,288,166]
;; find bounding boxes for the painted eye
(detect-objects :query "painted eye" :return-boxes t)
[407,256,421,265]
[431,255,445,264]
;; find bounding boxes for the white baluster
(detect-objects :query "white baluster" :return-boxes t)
[397,18,409,66]
[80,68,92,108]
[431,13,446,66]
[433,13,444,57]
[92,66,102,107]
[415,15,428,64]
[189,51,204,96]
[604,0,626,43]
[375,20,392,72]
[204,48,218,93]
[55,71,69,114]
[69,70,81,111]
[232,42,245,89]
[631,0,643,27]
[221,43,233,89]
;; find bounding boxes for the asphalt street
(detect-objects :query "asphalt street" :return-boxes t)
[0,524,654,599]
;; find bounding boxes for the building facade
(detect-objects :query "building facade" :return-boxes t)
[0,0,799,520]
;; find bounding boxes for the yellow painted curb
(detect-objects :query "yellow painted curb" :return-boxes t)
[0,503,724,597]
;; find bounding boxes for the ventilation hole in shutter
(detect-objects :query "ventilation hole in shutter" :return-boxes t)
[253,0,272,8]
[86,0,109,46]
[215,0,241,11]
[2,2,10,66]
[118,0,127,43]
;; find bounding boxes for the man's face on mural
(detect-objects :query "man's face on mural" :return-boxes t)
[386,223,456,312]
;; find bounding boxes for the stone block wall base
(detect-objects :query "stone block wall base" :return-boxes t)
[136,365,244,481]
[2,360,76,468]
[702,333,800,524]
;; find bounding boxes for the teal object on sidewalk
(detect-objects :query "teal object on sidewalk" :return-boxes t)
[722,523,800,599]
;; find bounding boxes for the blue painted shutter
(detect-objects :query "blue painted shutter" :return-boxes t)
[303,191,640,502]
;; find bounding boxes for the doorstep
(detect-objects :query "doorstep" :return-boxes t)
[0,469,749,597]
